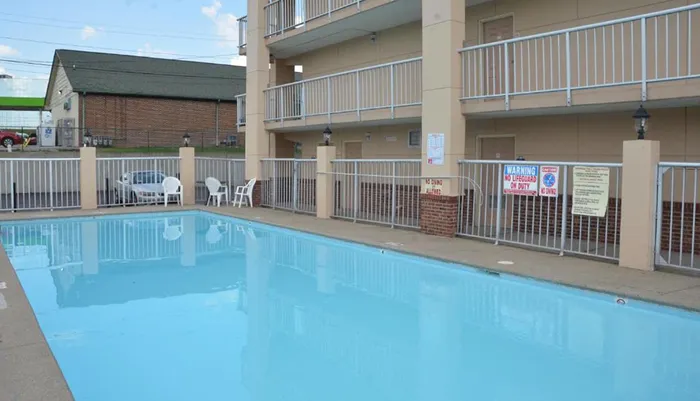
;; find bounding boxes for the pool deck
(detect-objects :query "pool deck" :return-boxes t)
[2,205,700,400]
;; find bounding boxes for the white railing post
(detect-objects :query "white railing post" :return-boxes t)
[9,160,14,212]
[390,64,395,118]
[301,83,306,120]
[495,163,503,244]
[328,0,332,17]
[281,0,286,33]
[49,160,54,210]
[641,17,648,101]
[327,77,332,122]
[654,166,665,264]
[353,161,359,222]
[565,31,572,106]
[280,89,285,123]
[391,161,397,228]
[504,43,510,111]
[560,165,569,256]
[272,161,277,209]
[293,160,299,212]
[356,71,361,118]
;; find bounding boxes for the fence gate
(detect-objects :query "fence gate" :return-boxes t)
[261,158,316,214]
[654,163,700,271]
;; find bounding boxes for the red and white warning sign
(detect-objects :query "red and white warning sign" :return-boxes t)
[539,166,559,197]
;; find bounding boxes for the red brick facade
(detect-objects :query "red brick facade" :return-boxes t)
[660,201,700,255]
[83,94,242,147]
[420,194,459,237]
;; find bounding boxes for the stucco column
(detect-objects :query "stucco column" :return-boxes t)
[246,0,271,206]
[179,147,195,205]
[419,0,466,237]
[316,145,336,219]
[79,147,97,210]
[619,140,660,271]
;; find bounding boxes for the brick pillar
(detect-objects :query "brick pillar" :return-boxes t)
[420,194,459,237]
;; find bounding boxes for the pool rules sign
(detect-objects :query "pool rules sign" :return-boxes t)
[538,166,560,197]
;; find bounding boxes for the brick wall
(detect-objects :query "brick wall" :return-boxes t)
[420,194,459,237]
[83,94,242,147]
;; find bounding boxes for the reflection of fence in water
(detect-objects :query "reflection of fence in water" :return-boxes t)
[457,160,622,261]
[0,158,80,212]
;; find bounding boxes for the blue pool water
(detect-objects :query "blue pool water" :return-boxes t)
[3,211,700,401]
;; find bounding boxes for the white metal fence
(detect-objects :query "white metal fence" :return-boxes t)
[96,157,180,207]
[459,4,700,107]
[263,0,363,37]
[457,160,622,261]
[195,157,246,204]
[332,159,421,228]
[0,158,80,212]
[261,158,317,214]
[655,162,700,271]
[264,58,422,122]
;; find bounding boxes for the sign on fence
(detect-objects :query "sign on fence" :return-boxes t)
[539,166,559,197]
[503,165,539,196]
[427,133,445,165]
[572,166,610,217]
[424,178,443,195]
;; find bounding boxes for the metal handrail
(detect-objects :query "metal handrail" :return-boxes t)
[458,3,700,53]
[264,57,422,91]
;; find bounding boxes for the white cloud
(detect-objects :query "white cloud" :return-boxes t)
[137,43,177,58]
[81,26,97,40]
[201,0,240,49]
[0,45,18,56]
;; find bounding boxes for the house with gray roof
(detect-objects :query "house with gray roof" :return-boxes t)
[44,49,246,148]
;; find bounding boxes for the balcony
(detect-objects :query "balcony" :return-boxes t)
[237,16,247,55]
[236,94,246,132]
[459,4,700,116]
[263,58,422,130]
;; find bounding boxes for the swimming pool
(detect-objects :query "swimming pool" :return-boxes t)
[3,211,700,401]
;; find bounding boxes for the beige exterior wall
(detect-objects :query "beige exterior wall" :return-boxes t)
[289,21,422,78]
[282,124,422,159]
[465,106,700,161]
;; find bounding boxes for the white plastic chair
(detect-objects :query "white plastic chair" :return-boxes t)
[233,178,256,208]
[162,176,183,207]
[205,177,229,207]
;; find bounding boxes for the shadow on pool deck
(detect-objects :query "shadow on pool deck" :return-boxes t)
[1,204,700,401]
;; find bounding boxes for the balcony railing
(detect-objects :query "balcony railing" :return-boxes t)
[236,94,246,129]
[238,15,247,49]
[459,4,700,107]
[263,57,422,122]
[264,0,363,37]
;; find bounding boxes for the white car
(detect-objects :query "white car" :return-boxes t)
[114,170,168,204]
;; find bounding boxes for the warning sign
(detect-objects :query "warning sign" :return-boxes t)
[539,166,560,197]
[503,165,539,196]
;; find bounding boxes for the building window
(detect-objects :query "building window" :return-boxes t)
[408,129,421,148]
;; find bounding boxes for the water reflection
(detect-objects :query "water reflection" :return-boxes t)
[3,213,700,401]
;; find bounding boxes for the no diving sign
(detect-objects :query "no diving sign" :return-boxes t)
[539,166,559,197]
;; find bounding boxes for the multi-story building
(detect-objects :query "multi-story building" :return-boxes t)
[240,0,700,237]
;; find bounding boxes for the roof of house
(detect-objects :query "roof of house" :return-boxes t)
[49,49,246,103]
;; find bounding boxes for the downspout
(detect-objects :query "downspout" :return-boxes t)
[215,100,220,146]
[81,92,86,147]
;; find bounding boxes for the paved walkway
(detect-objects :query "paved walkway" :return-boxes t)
[1,204,700,401]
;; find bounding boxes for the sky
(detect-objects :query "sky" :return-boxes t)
[0,0,246,125]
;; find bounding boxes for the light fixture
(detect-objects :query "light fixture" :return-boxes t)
[82,130,93,147]
[323,126,332,146]
[183,133,191,147]
[633,104,650,140]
